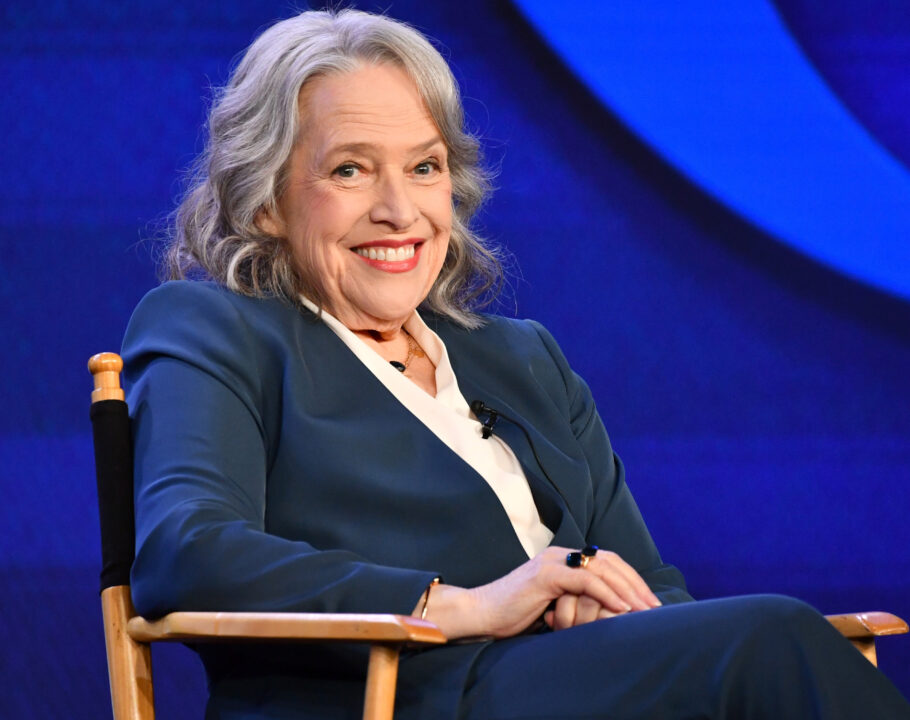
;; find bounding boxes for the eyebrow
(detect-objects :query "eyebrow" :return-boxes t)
[325,136,445,157]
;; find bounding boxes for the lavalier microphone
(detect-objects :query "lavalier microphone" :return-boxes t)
[470,400,499,438]
[470,399,569,507]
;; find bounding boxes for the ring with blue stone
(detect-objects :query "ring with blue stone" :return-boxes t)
[580,545,598,568]
[566,551,583,568]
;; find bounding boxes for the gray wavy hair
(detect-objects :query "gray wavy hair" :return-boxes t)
[164,8,501,327]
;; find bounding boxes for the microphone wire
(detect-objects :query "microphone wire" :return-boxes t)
[470,400,571,509]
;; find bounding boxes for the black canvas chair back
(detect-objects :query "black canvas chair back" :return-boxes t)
[89,352,157,719]
[90,353,135,595]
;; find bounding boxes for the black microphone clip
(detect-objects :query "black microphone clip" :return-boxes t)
[470,400,499,439]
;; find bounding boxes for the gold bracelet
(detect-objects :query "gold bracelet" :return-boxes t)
[420,577,441,620]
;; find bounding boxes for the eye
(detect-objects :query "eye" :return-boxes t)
[413,159,441,177]
[332,163,361,179]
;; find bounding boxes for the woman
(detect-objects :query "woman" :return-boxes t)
[123,9,910,719]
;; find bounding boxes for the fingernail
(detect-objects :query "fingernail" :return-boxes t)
[622,603,633,613]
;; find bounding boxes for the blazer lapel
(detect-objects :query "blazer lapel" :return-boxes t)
[293,311,537,578]
[449,369,587,550]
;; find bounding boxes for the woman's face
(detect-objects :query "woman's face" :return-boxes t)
[263,63,452,333]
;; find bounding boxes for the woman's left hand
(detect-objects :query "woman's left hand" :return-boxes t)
[544,594,619,631]
[543,548,659,630]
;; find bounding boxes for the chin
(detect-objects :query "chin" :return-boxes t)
[361,284,433,319]
[341,297,423,330]
[370,300,424,324]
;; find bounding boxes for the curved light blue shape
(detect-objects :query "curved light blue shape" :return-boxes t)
[512,0,910,301]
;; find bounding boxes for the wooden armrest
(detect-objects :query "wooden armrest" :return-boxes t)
[127,611,447,645]
[825,612,908,639]
[129,610,905,645]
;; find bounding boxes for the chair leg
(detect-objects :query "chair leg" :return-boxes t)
[101,585,155,719]
[363,644,401,720]
[850,637,878,666]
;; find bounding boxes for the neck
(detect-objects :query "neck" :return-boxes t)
[355,326,404,344]
[353,325,413,369]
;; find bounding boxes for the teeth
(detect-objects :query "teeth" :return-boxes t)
[355,245,416,261]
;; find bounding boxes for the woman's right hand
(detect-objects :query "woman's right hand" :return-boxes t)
[422,546,662,640]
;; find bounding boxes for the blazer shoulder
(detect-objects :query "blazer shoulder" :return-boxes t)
[431,313,579,402]
[432,312,553,348]
[128,280,300,327]
[121,281,304,402]
[450,314,572,372]
[124,281,308,345]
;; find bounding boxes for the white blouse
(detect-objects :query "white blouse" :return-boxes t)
[300,298,554,558]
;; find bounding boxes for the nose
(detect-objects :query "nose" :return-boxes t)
[369,173,420,230]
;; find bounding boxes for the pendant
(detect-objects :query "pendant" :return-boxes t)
[390,361,406,372]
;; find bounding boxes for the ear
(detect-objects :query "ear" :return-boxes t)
[255,204,286,237]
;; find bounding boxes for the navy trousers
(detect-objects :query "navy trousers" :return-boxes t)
[456,594,910,719]
[205,595,910,719]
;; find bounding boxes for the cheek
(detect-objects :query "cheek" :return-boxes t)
[418,186,452,280]
[293,193,353,268]
[425,181,454,234]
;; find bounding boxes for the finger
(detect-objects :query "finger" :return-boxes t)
[549,600,616,627]
[596,551,662,608]
[595,563,652,611]
[555,566,632,614]
[585,551,659,609]
[573,594,603,626]
[553,594,578,631]
[609,554,661,607]
[549,547,657,611]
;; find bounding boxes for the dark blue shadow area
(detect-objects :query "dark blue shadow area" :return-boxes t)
[3,0,908,714]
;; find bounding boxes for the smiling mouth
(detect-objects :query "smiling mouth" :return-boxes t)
[353,244,417,261]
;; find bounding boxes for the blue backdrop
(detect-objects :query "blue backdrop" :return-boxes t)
[2,1,908,716]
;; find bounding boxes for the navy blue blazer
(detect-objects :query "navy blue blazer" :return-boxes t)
[122,281,690,718]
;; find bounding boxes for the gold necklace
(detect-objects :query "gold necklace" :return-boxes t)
[389,330,424,373]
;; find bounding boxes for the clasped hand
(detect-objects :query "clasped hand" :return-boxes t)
[424,546,662,640]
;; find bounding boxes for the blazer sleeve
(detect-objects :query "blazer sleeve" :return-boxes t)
[527,320,694,605]
[122,282,438,619]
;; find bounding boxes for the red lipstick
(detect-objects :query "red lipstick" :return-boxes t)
[351,240,423,273]
[353,238,424,249]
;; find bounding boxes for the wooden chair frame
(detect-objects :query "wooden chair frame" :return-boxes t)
[100,584,445,720]
[90,352,907,719]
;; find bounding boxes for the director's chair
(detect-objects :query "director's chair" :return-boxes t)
[90,351,907,719]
